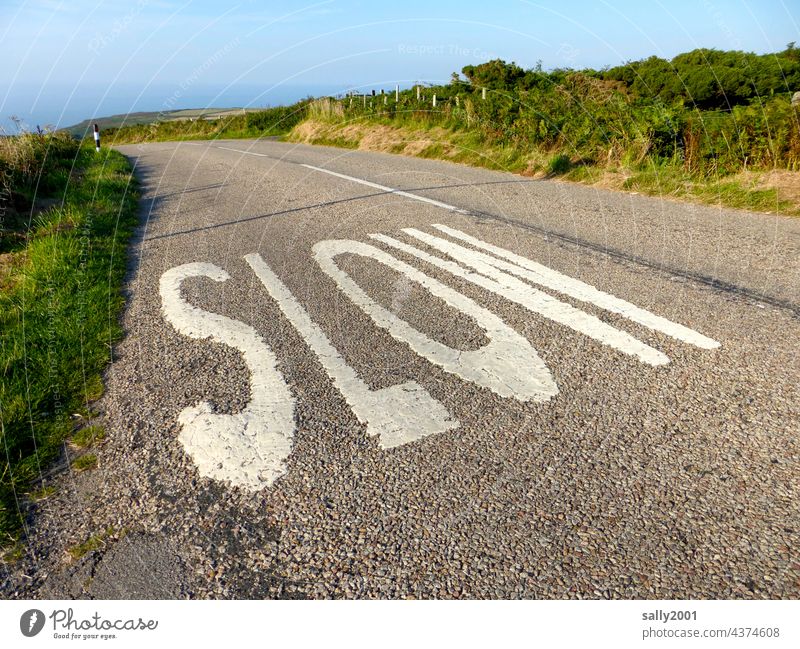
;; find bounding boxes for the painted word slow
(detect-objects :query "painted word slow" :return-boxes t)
[160,225,719,490]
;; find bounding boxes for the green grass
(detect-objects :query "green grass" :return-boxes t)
[0,143,138,548]
[547,153,572,175]
[72,454,98,472]
[289,113,800,216]
[617,164,794,214]
[70,424,106,449]
[28,485,56,501]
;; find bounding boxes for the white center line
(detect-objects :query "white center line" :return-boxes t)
[300,163,470,214]
[216,145,271,157]
[211,146,469,212]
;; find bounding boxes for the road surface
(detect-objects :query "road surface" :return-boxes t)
[5,138,799,599]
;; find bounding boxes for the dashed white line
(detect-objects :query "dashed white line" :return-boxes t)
[216,145,271,157]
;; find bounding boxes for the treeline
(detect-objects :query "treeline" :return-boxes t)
[462,45,800,110]
[324,46,800,174]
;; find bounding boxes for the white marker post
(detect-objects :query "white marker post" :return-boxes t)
[395,84,399,102]
[93,124,100,152]
[432,94,436,107]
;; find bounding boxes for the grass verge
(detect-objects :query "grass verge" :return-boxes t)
[0,144,139,549]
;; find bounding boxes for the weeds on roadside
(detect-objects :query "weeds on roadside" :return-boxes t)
[70,425,106,449]
[67,526,116,560]
[0,136,138,548]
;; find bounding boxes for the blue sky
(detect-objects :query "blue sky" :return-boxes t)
[1,0,797,128]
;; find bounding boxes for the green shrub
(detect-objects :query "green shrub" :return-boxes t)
[548,153,572,174]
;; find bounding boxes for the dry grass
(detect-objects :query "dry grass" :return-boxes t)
[307,98,345,121]
[292,120,465,160]
[754,170,800,205]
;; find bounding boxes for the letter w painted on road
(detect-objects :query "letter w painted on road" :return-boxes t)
[371,225,719,363]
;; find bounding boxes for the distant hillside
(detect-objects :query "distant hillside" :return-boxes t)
[63,107,257,137]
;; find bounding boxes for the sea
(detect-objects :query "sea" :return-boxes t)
[0,81,350,133]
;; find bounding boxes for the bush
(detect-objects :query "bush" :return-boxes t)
[0,130,78,209]
[548,153,572,174]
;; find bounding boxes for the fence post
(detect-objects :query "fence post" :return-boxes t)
[93,124,100,152]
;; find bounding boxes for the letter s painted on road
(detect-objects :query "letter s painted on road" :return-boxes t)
[159,263,295,490]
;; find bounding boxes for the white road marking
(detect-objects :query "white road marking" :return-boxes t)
[216,145,271,157]
[159,263,296,490]
[370,231,669,366]
[431,224,721,350]
[290,163,716,350]
[313,239,558,402]
[300,163,470,213]
[245,253,457,448]
[209,146,469,212]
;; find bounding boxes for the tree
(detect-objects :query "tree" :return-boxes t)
[461,60,527,90]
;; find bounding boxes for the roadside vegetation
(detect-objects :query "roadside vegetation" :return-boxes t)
[109,46,800,215]
[0,130,138,550]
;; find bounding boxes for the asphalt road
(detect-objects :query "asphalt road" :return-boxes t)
[5,138,799,599]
